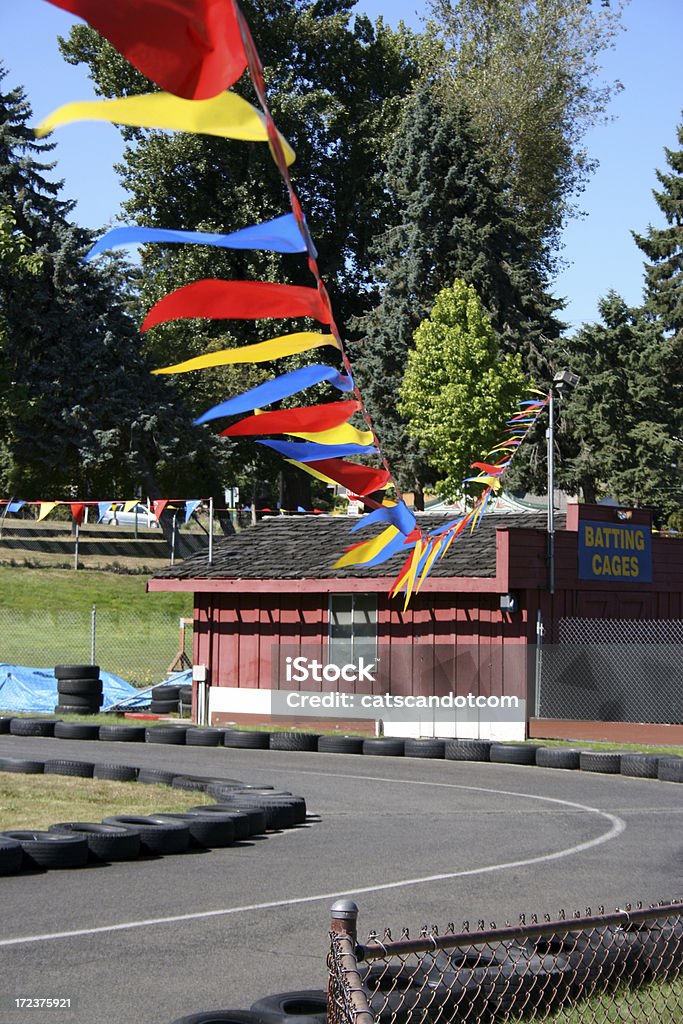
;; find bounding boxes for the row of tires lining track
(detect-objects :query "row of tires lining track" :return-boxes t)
[3,714,681,782]
[0,754,309,874]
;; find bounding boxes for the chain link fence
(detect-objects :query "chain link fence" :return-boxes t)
[328,900,683,1024]
[0,607,192,686]
[538,618,683,724]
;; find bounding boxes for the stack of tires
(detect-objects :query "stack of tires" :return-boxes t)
[150,683,182,716]
[54,665,102,716]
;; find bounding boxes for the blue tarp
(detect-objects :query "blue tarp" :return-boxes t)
[0,664,191,714]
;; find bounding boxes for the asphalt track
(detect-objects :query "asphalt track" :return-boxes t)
[0,734,681,1024]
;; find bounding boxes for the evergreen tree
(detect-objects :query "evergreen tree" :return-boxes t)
[350,83,560,503]
[632,114,683,336]
[399,279,527,501]
[0,69,221,502]
[552,292,680,522]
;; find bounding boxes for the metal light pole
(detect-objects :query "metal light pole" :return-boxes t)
[547,370,580,596]
[547,385,556,595]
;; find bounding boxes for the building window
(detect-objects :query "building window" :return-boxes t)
[328,593,377,667]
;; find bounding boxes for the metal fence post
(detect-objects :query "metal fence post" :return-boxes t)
[331,899,359,943]
[328,900,375,1024]
[91,604,96,666]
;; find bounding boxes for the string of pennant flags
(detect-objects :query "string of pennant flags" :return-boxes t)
[0,499,340,522]
[38,0,549,605]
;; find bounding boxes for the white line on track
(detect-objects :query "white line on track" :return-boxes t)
[0,772,626,948]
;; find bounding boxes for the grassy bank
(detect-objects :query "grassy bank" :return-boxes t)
[0,567,192,685]
[0,774,206,830]
[0,566,190,615]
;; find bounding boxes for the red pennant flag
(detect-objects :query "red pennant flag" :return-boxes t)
[69,502,86,525]
[152,499,168,521]
[221,401,361,437]
[142,280,333,331]
[44,0,247,100]
[307,459,391,496]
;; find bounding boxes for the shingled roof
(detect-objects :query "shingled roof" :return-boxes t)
[154,512,562,581]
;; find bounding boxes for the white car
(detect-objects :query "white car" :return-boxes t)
[100,503,159,527]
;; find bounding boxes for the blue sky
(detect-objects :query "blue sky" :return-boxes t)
[1,0,681,332]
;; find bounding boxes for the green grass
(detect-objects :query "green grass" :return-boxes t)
[0,566,190,615]
[0,773,209,830]
[531,738,683,757]
[0,566,192,685]
[513,975,683,1022]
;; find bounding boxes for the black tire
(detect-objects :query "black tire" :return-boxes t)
[444,739,491,762]
[98,724,147,743]
[194,804,268,837]
[1,829,89,869]
[137,767,176,787]
[620,753,660,779]
[48,822,141,861]
[179,685,193,703]
[93,763,139,782]
[0,835,23,875]
[9,718,56,737]
[0,716,14,734]
[223,729,270,749]
[102,815,190,855]
[658,757,683,783]
[44,759,95,778]
[150,700,180,715]
[490,743,539,766]
[57,678,103,697]
[169,1011,283,1024]
[362,738,405,757]
[579,751,622,774]
[535,747,581,770]
[186,728,223,747]
[54,721,101,740]
[153,812,235,848]
[54,664,100,680]
[54,703,99,716]
[251,990,328,1023]
[172,776,212,793]
[206,782,257,802]
[0,757,45,774]
[145,725,187,744]
[152,684,182,701]
[55,690,102,708]
[404,738,445,759]
[317,735,364,754]
[215,795,297,830]
[269,732,319,752]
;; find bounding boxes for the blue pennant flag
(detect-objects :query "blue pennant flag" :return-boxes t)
[194,366,354,425]
[85,213,310,261]
[256,440,377,462]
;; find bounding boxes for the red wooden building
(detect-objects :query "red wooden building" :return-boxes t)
[148,502,683,743]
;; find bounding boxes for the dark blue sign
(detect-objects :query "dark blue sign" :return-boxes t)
[578,520,652,583]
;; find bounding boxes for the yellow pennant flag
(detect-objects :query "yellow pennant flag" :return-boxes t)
[37,501,59,522]
[122,500,139,514]
[284,459,391,491]
[288,424,374,446]
[152,333,336,375]
[333,526,400,569]
[36,91,296,166]
[284,459,339,488]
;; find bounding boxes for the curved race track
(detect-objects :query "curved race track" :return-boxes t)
[0,733,681,1024]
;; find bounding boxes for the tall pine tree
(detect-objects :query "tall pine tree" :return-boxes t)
[632,114,683,334]
[0,68,220,501]
[350,83,561,503]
